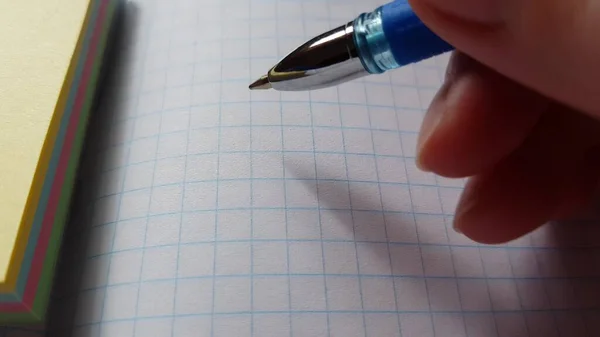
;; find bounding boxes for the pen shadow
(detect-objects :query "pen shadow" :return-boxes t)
[282,151,466,314]
[284,148,600,335]
[36,2,140,336]
[282,151,418,244]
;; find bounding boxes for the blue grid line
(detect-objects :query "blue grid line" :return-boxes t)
[140,99,427,112]
[108,116,419,139]
[103,119,418,144]
[130,3,171,334]
[84,238,600,261]
[49,280,600,312]
[128,74,160,337]
[117,99,427,121]
[103,150,425,172]
[100,152,429,176]
[474,243,500,337]
[134,67,442,87]
[106,122,421,145]
[111,149,426,163]
[421,66,469,336]
[90,207,449,227]
[135,78,442,97]
[306,29,333,337]
[273,6,294,334]
[501,228,530,336]
[366,76,403,337]
[70,308,600,328]
[249,27,255,336]
[112,100,428,128]
[84,219,600,254]
[94,178,463,200]
[74,272,600,293]
[346,45,369,337]
[393,77,437,334]
[102,122,423,150]
[95,0,154,333]
[209,14,225,335]
[170,14,196,335]
[86,206,600,247]
[527,231,562,336]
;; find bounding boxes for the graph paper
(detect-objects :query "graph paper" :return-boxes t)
[4,0,600,336]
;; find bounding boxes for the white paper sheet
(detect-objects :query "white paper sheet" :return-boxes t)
[4,0,600,336]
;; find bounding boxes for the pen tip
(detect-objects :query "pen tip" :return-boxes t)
[249,75,272,90]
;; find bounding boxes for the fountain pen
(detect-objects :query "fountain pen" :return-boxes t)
[249,0,454,91]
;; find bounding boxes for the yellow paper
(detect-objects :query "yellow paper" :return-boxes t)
[0,0,92,287]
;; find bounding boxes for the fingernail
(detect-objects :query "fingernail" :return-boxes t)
[416,98,445,172]
[453,202,473,234]
[452,175,483,235]
[416,52,469,172]
[419,0,505,24]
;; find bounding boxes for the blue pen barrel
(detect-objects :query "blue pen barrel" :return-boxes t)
[353,0,454,74]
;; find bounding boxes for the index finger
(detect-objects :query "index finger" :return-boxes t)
[417,52,547,178]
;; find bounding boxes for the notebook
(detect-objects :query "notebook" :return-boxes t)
[0,0,119,323]
[3,0,600,335]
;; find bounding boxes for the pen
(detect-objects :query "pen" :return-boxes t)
[248,0,454,91]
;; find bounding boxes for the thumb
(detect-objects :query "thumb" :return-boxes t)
[409,0,600,117]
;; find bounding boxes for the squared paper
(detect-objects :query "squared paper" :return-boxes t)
[4,0,600,335]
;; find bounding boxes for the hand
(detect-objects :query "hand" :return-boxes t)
[409,0,600,243]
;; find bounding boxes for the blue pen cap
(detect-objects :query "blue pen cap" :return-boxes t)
[353,0,453,74]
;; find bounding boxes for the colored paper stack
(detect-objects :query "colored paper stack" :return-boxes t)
[0,0,120,324]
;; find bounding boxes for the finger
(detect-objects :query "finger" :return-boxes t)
[552,146,600,220]
[417,51,548,178]
[409,0,600,118]
[456,156,600,244]
[453,104,600,244]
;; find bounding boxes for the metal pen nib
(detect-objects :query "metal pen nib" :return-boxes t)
[248,21,368,91]
[248,75,272,90]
